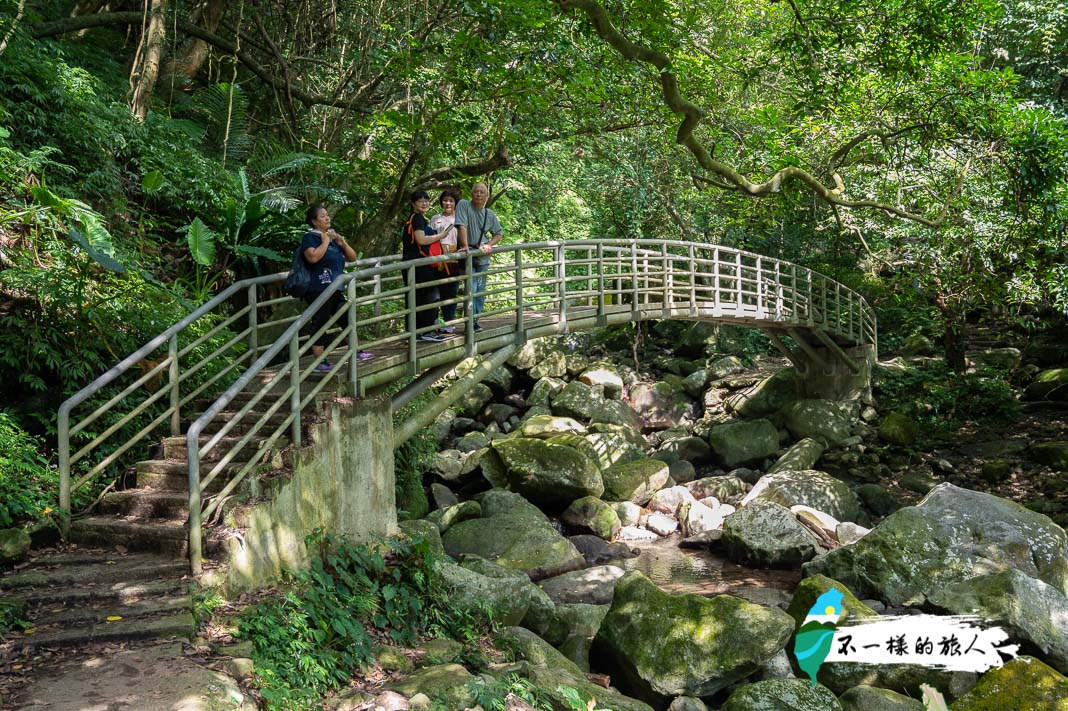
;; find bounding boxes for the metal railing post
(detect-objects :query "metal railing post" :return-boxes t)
[373,269,383,339]
[756,256,764,315]
[514,249,525,342]
[631,242,639,316]
[347,277,359,396]
[169,335,180,436]
[289,331,302,447]
[188,436,202,574]
[596,243,606,319]
[247,284,259,357]
[58,409,71,534]
[555,244,568,332]
[661,243,671,314]
[407,264,418,367]
[688,245,697,315]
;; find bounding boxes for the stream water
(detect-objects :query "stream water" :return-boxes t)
[620,537,801,608]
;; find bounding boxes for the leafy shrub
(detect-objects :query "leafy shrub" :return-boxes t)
[237,533,489,709]
[875,360,1019,435]
[0,411,54,527]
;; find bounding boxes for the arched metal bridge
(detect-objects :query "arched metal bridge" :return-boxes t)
[58,239,875,568]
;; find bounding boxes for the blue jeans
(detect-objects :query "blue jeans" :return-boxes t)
[469,259,489,322]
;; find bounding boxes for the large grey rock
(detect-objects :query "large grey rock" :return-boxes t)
[458,382,494,417]
[708,419,780,468]
[591,399,644,430]
[536,565,625,605]
[527,376,566,406]
[518,415,587,438]
[384,664,475,708]
[629,381,698,430]
[561,496,621,540]
[602,458,671,504]
[530,351,568,379]
[678,499,726,536]
[879,411,920,446]
[489,437,604,505]
[593,571,794,702]
[519,663,654,711]
[768,438,826,474]
[647,485,697,514]
[708,355,746,379]
[435,559,542,626]
[0,528,31,564]
[1025,368,1068,401]
[493,626,583,676]
[805,483,1068,605]
[682,369,710,399]
[743,470,862,523]
[720,678,841,711]
[425,500,481,532]
[441,491,585,580]
[724,368,799,418]
[839,685,923,711]
[928,569,1068,674]
[686,475,748,504]
[580,367,625,400]
[781,399,854,447]
[657,435,713,465]
[551,380,605,421]
[722,500,821,569]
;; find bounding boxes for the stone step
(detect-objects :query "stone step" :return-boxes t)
[27,593,192,627]
[14,578,187,608]
[3,610,196,654]
[98,489,190,519]
[161,434,290,463]
[68,517,190,557]
[135,459,250,493]
[0,555,187,592]
[195,408,296,436]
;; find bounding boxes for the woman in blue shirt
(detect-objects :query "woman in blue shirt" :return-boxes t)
[301,205,373,371]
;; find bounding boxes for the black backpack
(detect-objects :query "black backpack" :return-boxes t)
[284,245,312,297]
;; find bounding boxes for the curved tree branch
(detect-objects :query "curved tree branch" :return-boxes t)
[554,0,944,228]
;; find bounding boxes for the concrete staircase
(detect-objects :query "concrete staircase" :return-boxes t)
[0,549,195,657]
[68,367,338,559]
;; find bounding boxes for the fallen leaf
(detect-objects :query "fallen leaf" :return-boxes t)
[23,628,35,635]
[106,616,123,623]
[106,560,116,565]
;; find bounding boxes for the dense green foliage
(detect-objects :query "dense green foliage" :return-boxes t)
[0,412,52,527]
[236,533,489,708]
[0,0,1066,528]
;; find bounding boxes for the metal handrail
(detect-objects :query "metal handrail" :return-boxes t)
[182,239,876,572]
[56,254,399,524]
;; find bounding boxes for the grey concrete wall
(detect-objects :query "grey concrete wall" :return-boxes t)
[214,397,397,593]
[797,343,876,402]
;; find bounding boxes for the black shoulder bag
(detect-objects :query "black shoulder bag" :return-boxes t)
[284,244,312,297]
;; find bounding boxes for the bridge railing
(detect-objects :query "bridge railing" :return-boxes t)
[182,239,874,571]
[55,255,398,526]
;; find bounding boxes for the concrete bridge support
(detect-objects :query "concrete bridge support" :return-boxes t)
[795,343,876,402]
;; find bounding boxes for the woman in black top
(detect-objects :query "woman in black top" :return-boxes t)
[401,190,449,342]
[300,204,372,371]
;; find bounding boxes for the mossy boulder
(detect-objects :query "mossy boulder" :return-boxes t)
[743,470,861,523]
[441,492,585,580]
[493,626,583,676]
[928,569,1068,674]
[490,437,604,505]
[551,380,605,421]
[724,367,798,418]
[602,458,671,504]
[0,528,32,564]
[949,656,1068,710]
[1025,368,1068,402]
[838,686,923,711]
[384,663,475,707]
[629,381,698,430]
[528,376,567,406]
[593,571,794,702]
[518,663,655,711]
[591,399,644,430]
[1031,442,1068,471]
[397,519,445,558]
[425,500,481,532]
[708,418,780,468]
[434,558,543,626]
[720,678,841,711]
[781,399,854,447]
[580,367,625,400]
[722,500,821,569]
[561,497,621,540]
[768,437,826,474]
[518,415,587,439]
[879,412,920,446]
[458,382,494,417]
[805,483,1068,605]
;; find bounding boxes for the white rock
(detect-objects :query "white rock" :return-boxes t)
[790,505,841,532]
[617,525,658,542]
[648,485,697,514]
[644,512,679,536]
[679,499,725,536]
[611,501,643,527]
[836,521,871,545]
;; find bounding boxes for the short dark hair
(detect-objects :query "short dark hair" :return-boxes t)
[438,187,461,205]
[410,189,430,203]
[305,204,326,226]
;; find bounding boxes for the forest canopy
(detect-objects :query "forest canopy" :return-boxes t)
[0,0,1066,420]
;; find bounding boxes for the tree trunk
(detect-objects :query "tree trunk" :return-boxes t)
[129,0,168,120]
[941,309,967,373]
[162,0,227,86]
